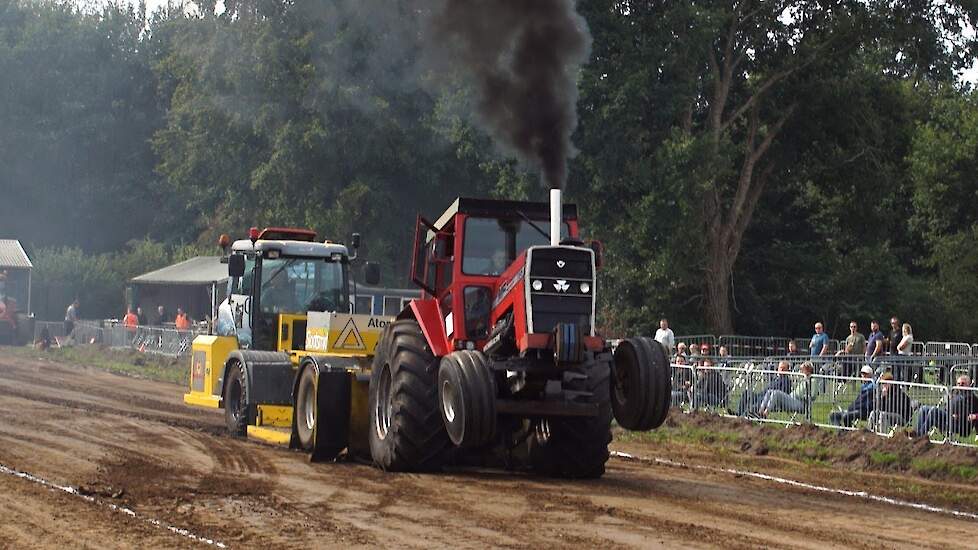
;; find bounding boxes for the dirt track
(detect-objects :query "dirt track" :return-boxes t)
[1,351,976,549]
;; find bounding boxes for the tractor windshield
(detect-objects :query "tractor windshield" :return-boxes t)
[259,256,348,314]
[462,217,569,276]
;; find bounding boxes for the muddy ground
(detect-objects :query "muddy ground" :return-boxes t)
[1,350,977,549]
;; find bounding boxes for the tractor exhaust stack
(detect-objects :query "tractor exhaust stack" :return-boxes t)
[550,188,561,246]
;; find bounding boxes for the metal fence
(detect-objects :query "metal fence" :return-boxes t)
[675,334,978,359]
[32,320,200,357]
[671,363,978,449]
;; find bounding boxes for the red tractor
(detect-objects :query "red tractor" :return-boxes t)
[368,194,671,478]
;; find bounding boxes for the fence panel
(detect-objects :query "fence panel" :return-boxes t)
[811,374,871,431]
[718,335,790,358]
[944,386,978,448]
[924,342,972,357]
[670,364,696,412]
[869,380,946,437]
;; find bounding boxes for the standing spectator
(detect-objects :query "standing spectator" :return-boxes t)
[915,376,978,438]
[887,317,902,355]
[897,323,913,355]
[809,322,829,357]
[123,307,139,330]
[175,308,191,330]
[689,343,701,365]
[868,373,913,433]
[136,306,147,326]
[865,320,885,365]
[837,321,866,377]
[700,342,712,358]
[829,365,876,427]
[654,318,675,354]
[156,305,169,325]
[64,299,80,337]
[842,321,866,356]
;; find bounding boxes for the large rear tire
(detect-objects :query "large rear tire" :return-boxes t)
[438,350,497,448]
[529,357,612,479]
[611,337,671,431]
[368,319,452,471]
[223,360,249,437]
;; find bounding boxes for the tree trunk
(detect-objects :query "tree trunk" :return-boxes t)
[704,247,734,334]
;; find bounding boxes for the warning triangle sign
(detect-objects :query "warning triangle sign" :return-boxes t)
[333,317,366,350]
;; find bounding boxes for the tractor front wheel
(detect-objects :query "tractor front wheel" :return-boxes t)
[223,360,249,437]
[368,319,452,471]
[438,350,497,448]
[610,337,671,431]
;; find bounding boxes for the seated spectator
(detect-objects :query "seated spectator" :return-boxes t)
[758,362,819,418]
[694,359,727,409]
[34,326,52,351]
[736,360,793,416]
[670,355,693,406]
[675,342,688,361]
[829,365,876,427]
[914,375,978,438]
[868,373,913,433]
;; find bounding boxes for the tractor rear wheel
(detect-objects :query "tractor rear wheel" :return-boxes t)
[438,350,497,448]
[611,337,671,431]
[223,360,249,437]
[529,358,612,478]
[368,319,452,471]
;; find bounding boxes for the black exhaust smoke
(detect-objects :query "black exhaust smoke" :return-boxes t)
[424,0,591,189]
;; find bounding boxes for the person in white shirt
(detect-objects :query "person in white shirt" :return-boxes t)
[654,318,675,353]
[897,323,914,355]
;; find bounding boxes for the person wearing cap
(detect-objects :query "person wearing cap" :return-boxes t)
[829,365,876,427]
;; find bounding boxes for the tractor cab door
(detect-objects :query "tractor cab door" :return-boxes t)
[217,254,255,348]
[411,215,454,298]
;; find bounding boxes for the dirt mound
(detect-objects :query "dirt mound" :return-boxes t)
[655,410,978,482]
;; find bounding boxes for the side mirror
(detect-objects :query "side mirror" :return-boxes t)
[364,262,381,286]
[589,240,604,269]
[228,253,246,278]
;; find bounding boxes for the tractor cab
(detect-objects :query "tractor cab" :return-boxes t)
[217,227,354,352]
[409,197,602,362]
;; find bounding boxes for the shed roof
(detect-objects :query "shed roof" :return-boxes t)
[0,240,32,269]
[131,256,228,286]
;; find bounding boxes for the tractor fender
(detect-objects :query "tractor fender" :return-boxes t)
[400,298,452,357]
[220,350,294,411]
[293,355,356,459]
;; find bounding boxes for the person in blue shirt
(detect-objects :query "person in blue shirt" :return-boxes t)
[810,322,829,357]
[829,365,876,427]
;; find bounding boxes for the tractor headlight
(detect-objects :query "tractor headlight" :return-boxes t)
[532,280,543,291]
[580,282,590,294]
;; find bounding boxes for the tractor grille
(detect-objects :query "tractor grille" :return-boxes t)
[526,247,594,334]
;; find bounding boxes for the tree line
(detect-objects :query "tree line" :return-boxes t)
[1,0,976,342]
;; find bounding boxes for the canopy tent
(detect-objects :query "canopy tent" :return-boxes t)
[0,239,32,315]
[130,256,228,323]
